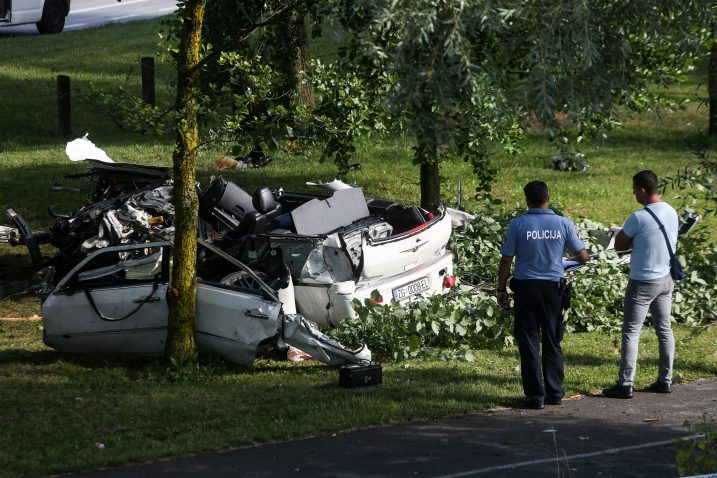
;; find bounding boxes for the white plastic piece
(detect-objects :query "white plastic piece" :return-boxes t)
[65,134,114,163]
[278,272,297,315]
[305,179,353,192]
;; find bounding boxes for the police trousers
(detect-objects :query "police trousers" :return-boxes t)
[512,279,564,403]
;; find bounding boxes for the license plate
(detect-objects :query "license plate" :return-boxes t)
[392,277,430,301]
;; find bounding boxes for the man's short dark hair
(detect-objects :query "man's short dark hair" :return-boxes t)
[633,170,659,195]
[523,181,549,207]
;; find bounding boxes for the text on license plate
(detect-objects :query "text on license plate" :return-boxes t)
[392,277,430,301]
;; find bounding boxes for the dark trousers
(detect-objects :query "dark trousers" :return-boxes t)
[512,279,565,403]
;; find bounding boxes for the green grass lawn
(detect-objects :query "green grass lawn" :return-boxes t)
[1,18,717,478]
[1,319,716,478]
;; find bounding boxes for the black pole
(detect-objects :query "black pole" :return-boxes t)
[57,75,71,136]
[141,56,156,106]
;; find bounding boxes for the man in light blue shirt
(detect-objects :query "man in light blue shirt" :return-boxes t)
[603,170,678,399]
[497,181,589,409]
[622,202,678,281]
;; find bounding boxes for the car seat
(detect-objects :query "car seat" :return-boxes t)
[232,186,282,236]
[250,186,283,234]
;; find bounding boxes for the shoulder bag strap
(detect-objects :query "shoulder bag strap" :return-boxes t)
[642,206,677,261]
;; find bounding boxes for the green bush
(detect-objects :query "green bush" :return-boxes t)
[563,219,629,333]
[330,289,513,362]
[673,227,717,325]
[451,200,516,287]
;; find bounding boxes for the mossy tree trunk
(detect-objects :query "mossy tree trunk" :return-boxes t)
[166,0,205,364]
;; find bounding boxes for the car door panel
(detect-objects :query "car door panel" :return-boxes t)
[43,283,169,355]
[196,282,281,366]
[42,242,171,355]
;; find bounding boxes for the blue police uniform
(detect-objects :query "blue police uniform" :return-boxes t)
[500,208,586,404]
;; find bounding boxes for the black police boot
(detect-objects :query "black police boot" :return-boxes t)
[643,381,672,393]
[522,398,545,410]
[545,396,562,405]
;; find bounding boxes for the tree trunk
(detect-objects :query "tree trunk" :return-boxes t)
[290,10,314,110]
[709,33,717,136]
[420,161,441,212]
[166,0,205,364]
[276,8,314,117]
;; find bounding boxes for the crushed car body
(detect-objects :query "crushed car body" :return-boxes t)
[198,176,455,325]
[1,143,456,364]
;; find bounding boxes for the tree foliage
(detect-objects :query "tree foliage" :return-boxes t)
[663,149,717,216]
[199,0,319,146]
[327,0,710,209]
[302,59,391,173]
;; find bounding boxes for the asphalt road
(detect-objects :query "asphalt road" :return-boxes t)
[70,379,717,478]
[0,0,176,35]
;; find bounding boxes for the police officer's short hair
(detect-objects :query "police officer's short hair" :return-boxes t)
[524,181,549,207]
[633,170,659,195]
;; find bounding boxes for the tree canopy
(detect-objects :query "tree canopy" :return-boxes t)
[329,0,711,209]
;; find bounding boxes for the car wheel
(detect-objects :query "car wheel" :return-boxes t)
[36,0,66,34]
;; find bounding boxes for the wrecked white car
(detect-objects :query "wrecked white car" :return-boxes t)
[198,176,455,325]
[1,157,456,364]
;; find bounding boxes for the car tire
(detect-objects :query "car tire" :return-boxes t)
[36,0,66,34]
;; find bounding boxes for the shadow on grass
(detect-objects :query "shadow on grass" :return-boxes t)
[564,350,717,378]
[0,348,163,369]
[0,346,522,398]
[601,128,713,154]
[564,352,613,367]
[0,348,60,365]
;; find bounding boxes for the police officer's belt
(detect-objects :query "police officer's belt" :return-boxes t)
[510,278,560,288]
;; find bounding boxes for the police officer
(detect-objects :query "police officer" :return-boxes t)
[497,181,590,409]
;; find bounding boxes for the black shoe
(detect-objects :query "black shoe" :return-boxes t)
[602,382,633,399]
[644,381,672,393]
[545,396,562,405]
[249,155,273,168]
[523,398,545,410]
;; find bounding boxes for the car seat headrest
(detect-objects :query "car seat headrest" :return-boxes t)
[253,186,277,214]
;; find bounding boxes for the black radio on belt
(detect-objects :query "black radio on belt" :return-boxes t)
[559,278,573,310]
[339,363,382,388]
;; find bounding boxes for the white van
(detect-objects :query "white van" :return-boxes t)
[0,0,70,33]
